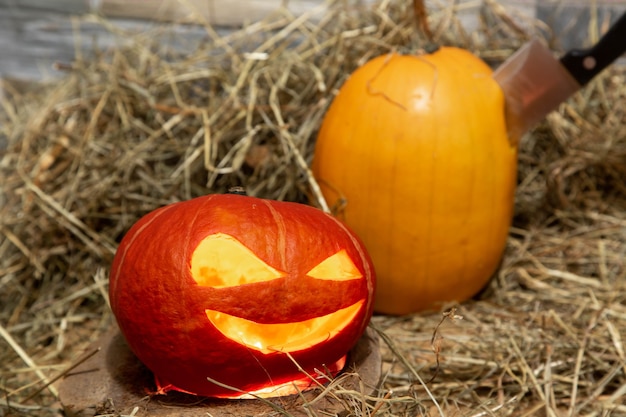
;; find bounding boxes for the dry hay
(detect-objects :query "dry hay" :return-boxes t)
[1,0,625,416]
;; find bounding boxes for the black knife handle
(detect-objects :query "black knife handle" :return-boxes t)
[559,10,626,86]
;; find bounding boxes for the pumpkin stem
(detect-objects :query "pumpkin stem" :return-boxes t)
[226,186,247,196]
[413,0,433,42]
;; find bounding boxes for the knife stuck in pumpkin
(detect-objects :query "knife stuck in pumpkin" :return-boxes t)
[493,10,626,144]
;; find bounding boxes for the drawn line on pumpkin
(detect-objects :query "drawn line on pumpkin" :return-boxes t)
[365,52,439,112]
[365,53,407,111]
[414,54,438,103]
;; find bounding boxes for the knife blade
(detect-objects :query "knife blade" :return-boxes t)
[493,10,626,145]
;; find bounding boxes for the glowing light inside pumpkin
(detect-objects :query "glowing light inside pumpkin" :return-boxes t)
[228,354,347,399]
[206,300,364,354]
[190,232,366,359]
[306,249,363,281]
[191,233,285,287]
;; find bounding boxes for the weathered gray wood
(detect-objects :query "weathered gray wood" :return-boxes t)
[0,0,330,82]
[96,0,322,25]
[0,0,88,14]
[1,4,89,81]
[0,0,464,82]
[0,2,194,82]
[0,1,624,83]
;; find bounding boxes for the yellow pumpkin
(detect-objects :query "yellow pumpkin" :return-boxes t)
[312,47,518,315]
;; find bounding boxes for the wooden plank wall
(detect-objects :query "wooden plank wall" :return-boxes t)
[0,0,625,83]
[96,0,319,25]
[0,0,326,82]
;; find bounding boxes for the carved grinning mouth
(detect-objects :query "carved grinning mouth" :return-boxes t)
[205,300,364,354]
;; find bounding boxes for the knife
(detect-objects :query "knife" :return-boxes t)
[493,10,626,145]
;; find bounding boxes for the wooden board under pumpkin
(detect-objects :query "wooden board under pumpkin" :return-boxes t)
[57,324,381,417]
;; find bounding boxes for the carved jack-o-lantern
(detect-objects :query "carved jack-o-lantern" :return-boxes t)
[109,193,375,398]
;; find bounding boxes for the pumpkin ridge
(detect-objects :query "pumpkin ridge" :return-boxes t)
[109,203,177,307]
[261,198,288,271]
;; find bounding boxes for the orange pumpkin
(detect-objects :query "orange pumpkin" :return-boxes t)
[109,193,375,398]
[312,47,517,315]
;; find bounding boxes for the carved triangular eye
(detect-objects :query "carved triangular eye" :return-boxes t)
[191,233,285,288]
[306,249,363,281]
